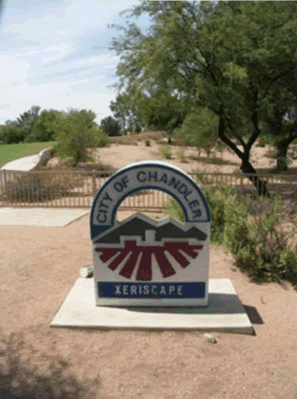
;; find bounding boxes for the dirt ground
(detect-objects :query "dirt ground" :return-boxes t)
[1,135,297,399]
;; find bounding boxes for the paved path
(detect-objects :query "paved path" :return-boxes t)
[0,208,89,227]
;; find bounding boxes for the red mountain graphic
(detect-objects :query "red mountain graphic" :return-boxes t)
[93,214,207,282]
[95,239,203,281]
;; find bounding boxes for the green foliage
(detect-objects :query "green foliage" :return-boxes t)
[12,105,42,140]
[176,148,186,162]
[134,124,142,133]
[164,196,185,223]
[24,109,64,143]
[107,1,297,193]
[51,109,99,167]
[164,186,297,283]
[224,195,297,282]
[100,116,121,136]
[109,92,141,133]
[95,130,110,148]
[177,107,219,157]
[159,145,171,159]
[145,139,150,146]
[0,125,26,144]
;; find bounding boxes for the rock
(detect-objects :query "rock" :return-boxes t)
[80,266,94,278]
[204,333,217,344]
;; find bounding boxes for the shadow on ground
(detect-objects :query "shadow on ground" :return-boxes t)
[188,155,239,167]
[0,332,100,399]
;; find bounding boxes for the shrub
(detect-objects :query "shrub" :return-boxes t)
[134,125,142,133]
[159,145,171,159]
[94,129,110,148]
[99,116,121,136]
[0,125,26,144]
[52,112,99,167]
[163,186,297,284]
[224,194,297,282]
[176,148,186,162]
[145,139,150,147]
[164,197,185,223]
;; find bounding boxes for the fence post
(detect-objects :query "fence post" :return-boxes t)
[92,172,97,196]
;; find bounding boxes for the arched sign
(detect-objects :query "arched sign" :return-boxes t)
[90,161,211,307]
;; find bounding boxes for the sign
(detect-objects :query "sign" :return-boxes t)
[90,161,211,307]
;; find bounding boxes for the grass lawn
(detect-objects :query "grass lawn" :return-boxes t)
[0,142,56,168]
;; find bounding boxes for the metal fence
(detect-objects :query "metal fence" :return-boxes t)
[0,169,296,211]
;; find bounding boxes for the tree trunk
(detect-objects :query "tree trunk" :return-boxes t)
[240,161,271,198]
[274,141,289,173]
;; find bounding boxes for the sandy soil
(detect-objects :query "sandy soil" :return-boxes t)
[1,135,297,399]
[91,139,281,175]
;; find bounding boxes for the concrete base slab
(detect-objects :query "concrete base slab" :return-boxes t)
[51,278,254,335]
[0,208,89,227]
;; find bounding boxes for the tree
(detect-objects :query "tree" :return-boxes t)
[15,105,41,139]
[176,107,219,157]
[100,116,121,136]
[107,0,297,196]
[51,109,99,167]
[0,124,26,144]
[260,67,297,172]
[109,93,140,133]
[131,87,188,143]
[25,109,65,142]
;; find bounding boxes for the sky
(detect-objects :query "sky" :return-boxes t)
[0,0,154,126]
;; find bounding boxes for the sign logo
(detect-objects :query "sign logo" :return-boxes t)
[90,161,211,307]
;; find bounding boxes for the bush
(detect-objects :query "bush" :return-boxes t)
[159,145,171,159]
[0,125,26,144]
[52,112,99,167]
[134,125,142,134]
[99,116,121,136]
[176,148,186,163]
[224,194,297,282]
[163,186,297,284]
[94,129,110,148]
[145,139,150,147]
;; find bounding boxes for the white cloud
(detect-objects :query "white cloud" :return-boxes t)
[0,0,153,125]
[0,56,31,84]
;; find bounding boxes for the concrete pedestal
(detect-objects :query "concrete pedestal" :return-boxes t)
[50,278,254,335]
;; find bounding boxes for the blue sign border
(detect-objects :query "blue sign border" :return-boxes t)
[90,162,211,239]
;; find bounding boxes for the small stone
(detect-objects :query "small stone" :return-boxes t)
[204,333,217,344]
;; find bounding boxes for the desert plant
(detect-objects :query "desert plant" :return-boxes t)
[164,185,297,285]
[94,129,110,148]
[164,196,185,223]
[176,148,186,162]
[223,193,297,282]
[52,110,99,167]
[159,145,171,159]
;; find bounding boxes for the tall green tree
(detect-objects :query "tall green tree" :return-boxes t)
[131,86,188,143]
[15,105,41,139]
[25,109,66,142]
[260,68,297,172]
[108,0,297,196]
[100,116,122,136]
[109,93,140,133]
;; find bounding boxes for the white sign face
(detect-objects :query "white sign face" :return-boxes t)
[90,161,211,307]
